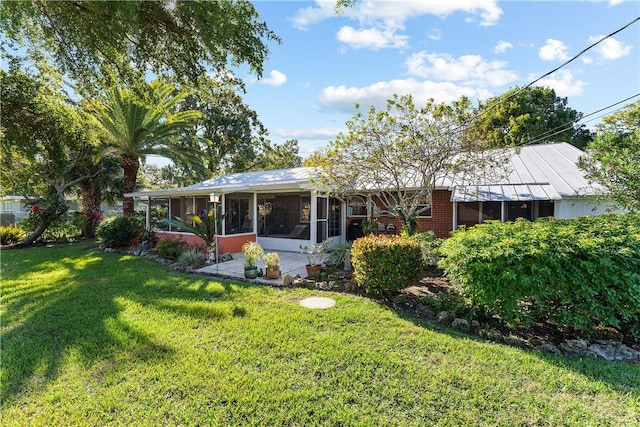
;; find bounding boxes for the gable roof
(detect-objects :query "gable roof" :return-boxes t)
[451,142,598,202]
[127,143,598,202]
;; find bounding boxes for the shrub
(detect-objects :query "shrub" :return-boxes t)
[351,235,424,296]
[96,215,145,248]
[177,248,208,268]
[19,213,83,242]
[412,231,442,268]
[157,236,189,260]
[439,215,640,339]
[0,225,26,245]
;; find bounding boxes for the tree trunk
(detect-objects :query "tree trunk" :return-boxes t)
[81,181,102,238]
[16,219,53,247]
[15,202,68,247]
[121,154,140,215]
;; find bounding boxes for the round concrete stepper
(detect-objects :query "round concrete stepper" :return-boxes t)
[299,296,336,309]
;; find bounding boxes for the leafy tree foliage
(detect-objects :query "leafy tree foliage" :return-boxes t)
[579,101,640,212]
[311,94,508,225]
[468,86,592,149]
[89,79,203,214]
[1,0,280,92]
[0,67,96,245]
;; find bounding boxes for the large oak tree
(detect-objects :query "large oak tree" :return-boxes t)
[1,0,280,93]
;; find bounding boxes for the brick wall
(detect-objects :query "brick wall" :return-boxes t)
[345,189,454,239]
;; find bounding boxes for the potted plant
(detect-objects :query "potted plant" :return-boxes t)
[300,239,331,280]
[242,241,263,279]
[263,252,280,279]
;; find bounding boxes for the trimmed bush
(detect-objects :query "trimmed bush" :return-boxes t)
[439,215,640,338]
[96,215,145,248]
[157,236,188,260]
[351,235,424,296]
[0,225,26,245]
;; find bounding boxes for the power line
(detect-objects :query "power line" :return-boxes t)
[518,93,640,146]
[519,93,639,147]
[457,16,640,133]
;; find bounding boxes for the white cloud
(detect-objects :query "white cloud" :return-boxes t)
[427,28,442,41]
[588,35,632,60]
[293,0,503,29]
[405,51,517,87]
[539,39,570,61]
[318,79,490,113]
[494,41,513,54]
[274,127,345,140]
[261,70,287,87]
[337,25,409,49]
[608,0,624,5]
[533,70,586,97]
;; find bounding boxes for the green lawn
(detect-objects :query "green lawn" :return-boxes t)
[2,243,639,426]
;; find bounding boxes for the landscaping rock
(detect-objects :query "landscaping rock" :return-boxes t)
[558,339,589,356]
[436,311,454,326]
[537,342,562,355]
[587,342,640,362]
[451,318,470,332]
[415,304,435,320]
[283,274,295,287]
[470,320,481,333]
[479,328,504,343]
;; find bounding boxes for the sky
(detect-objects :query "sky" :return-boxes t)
[232,0,640,160]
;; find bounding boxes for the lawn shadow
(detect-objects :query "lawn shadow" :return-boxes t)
[0,248,239,403]
[387,301,640,399]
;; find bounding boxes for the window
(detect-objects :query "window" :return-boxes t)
[225,193,252,235]
[416,193,432,217]
[347,197,367,216]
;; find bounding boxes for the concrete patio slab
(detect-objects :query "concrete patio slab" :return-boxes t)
[195,250,309,285]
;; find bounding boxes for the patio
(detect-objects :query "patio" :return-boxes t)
[195,250,310,286]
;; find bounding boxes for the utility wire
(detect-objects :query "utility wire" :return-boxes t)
[456,16,640,134]
[518,93,639,147]
[517,93,640,146]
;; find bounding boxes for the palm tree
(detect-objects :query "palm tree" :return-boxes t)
[91,79,203,214]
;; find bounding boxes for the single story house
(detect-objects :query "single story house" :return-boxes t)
[126,142,618,253]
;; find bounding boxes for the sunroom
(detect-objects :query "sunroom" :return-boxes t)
[127,167,344,253]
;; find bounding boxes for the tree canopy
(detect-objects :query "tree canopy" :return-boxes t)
[0,66,98,244]
[89,79,203,214]
[579,101,640,212]
[468,86,592,149]
[311,94,508,226]
[1,0,280,92]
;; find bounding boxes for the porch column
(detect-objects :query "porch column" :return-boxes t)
[145,197,151,230]
[452,201,458,230]
[252,192,258,234]
[310,191,318,243]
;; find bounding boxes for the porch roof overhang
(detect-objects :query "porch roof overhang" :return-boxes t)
[125,167,321,199]
[450,183,562,202]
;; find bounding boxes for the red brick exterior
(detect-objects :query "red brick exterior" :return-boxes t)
[345,189,454,239]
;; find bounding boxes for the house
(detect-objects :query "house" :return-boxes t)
[126,142,617,252]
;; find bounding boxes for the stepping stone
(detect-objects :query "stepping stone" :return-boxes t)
[299,296,336,309]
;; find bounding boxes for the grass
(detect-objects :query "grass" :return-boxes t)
[1,242,639,426]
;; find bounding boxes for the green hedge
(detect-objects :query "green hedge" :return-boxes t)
[96,215,145,248]
[157,236,189,260]
[351,235,424,296]
[439,215,640,338]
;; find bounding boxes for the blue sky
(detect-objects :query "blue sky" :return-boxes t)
[236,0,639,159]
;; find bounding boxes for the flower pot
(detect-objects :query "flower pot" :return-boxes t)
[305,264,322,280]
[244,266,259,279]
[265,267,280,279]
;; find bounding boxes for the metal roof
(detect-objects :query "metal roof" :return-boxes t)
[126,167,319,198]
[449,143,598,202]
[127,143,598,201]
